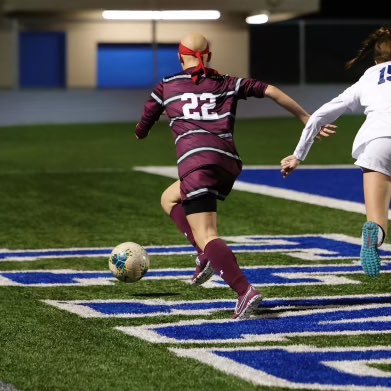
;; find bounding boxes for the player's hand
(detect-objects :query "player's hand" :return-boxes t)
[280,155,301,178]
[316,124,337,140]
[135,123,143,139]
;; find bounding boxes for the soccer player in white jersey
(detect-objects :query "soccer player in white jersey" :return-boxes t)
[281,26,391,277]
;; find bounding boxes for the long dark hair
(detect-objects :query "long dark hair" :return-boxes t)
[346,26,391,69]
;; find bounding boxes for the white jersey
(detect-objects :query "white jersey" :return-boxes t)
[294,61,391,161]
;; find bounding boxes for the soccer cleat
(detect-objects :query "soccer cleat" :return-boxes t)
[232,285,263,320]
[191,257,215,286]
[360,221,381,277]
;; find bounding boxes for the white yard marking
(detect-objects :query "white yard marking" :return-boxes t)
[133,165,391,218]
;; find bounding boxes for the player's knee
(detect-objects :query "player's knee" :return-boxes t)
[203,234,219,249]
[192,231,218,251]
[161,183,181,215]
[161,190,176,215]
[160,192,171,215]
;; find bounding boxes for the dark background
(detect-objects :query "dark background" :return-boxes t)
[314,0,391,19]
[250,0,391,83]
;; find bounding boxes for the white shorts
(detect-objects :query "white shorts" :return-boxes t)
[354,137,391,177]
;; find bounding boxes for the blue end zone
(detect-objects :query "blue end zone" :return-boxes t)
[44,295,391,318]
[211,348,391,389]
[86,296,391,316]
[2,234,390,261]
[239,168,364,203]
[133,306,391,343]
[3,263,391,287]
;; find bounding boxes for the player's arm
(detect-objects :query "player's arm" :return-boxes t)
[238,78,336,139]
[238,78,309,124]
[135,84,165,139]
[264,85,309,124]
[281,84,361,177]
[264,85,338,139]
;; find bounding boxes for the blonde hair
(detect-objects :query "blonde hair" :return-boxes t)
[346,26,391,69]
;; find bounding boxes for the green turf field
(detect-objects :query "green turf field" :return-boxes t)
[0,117,390,391]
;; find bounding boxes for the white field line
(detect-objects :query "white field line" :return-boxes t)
[2,165,389,218]
[133,165,391,218]
[0,164,356,176]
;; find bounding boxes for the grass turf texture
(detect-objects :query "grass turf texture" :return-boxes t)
[0,116,369,248]
[0,117,389,391]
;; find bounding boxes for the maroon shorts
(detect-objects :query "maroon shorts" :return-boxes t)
[180,166,239,202]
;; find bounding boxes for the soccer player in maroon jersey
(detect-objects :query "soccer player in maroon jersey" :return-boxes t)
[136,33,335,319]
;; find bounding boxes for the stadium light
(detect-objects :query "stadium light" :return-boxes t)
[102,10,221,20]
[245,12,269,24]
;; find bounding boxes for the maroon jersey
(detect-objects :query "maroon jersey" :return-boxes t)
[136,68,268,179]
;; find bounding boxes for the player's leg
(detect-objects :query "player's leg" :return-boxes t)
[161,180,181,215]
[355,137,391,277]
[361,170,391,276]
[185,196,262,319]
[363,171,390,236]
[160,180,209,276]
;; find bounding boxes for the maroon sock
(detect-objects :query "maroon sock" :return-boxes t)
[204,238,249,295]
[196,252,209,267]
[170,204,203,254]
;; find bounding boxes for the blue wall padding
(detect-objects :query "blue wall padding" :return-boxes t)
[19,32,66,88]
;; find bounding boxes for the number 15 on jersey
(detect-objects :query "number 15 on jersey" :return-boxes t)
[378,65,391,84]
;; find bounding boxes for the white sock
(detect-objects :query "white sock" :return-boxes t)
[375,224,385,247]
[362,222,386,247]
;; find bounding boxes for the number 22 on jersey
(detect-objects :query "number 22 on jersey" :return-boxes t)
[181,93,219,120]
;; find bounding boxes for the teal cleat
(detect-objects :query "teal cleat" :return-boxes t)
[360,221,381,277]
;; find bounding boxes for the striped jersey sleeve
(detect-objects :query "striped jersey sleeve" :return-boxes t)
[236,78,268,99]
[135,82,164,139]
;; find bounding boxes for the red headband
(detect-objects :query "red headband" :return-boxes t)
[179,43,211,58]
[179,43,211,83]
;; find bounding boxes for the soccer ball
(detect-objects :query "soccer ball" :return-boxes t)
[109,242,150,283]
